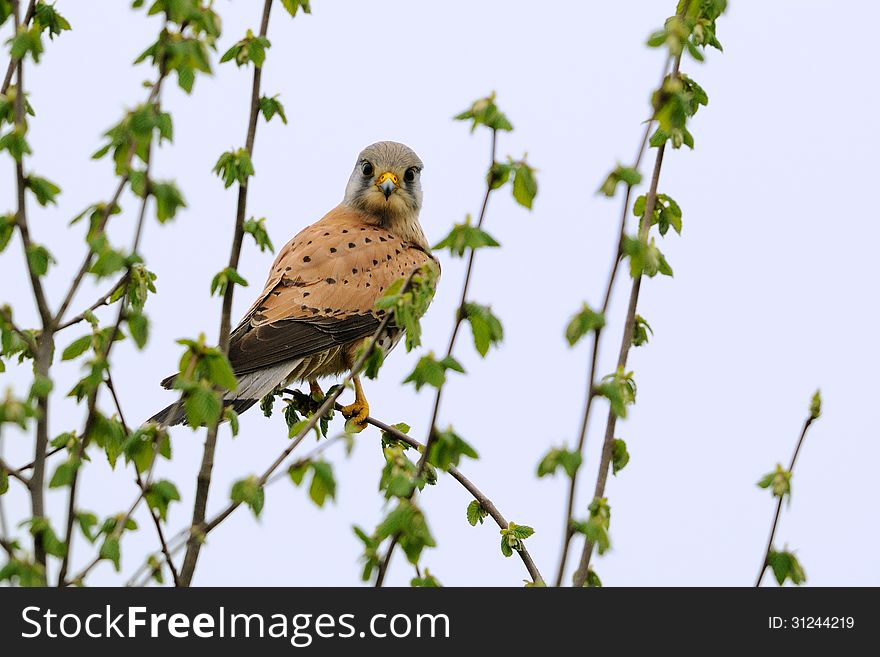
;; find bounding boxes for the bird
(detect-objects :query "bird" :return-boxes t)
[149,141,439,429]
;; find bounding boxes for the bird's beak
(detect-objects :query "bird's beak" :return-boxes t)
[376,171,399,200]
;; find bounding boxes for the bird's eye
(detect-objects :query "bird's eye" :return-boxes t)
[361,161,374,177]
[404,167,417,183]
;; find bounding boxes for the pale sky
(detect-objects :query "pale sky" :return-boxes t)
[1,1,877,586]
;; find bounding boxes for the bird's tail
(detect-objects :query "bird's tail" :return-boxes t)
[147,398,260,427]
[147,359,300,427]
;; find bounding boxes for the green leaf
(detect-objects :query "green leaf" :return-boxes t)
[611,438,630,475]
[61,335,92,361]
[0,213,15,253]
[511,159,538,209]
[809,390,822,419]
[757,464,792,500]
[428,426,478,470]
[599,165,642,197]
[565,303,605,346]
[280,0,311,17]
[242,216,274,253]
[213,148,255,188]
[34,2,72,39]
[631,314,653,347]
[432,218,500,258]
[211,266,249,296]
[500,521,535,557]
[411,569,442,587]
[622,235,673,278]
[0,469,8,496]
[307,460,336,507]
[231,476,265,518]
[144,479,181,521]
[9,23,44,63]
[151,180,186,223]
[127,312,149,349]
[594,368,636,418]
[584,568,602,588]
[25,243,53,276]
[259,95,287,124]
[454,92,513,133]
[403,353,463,391]
[220,30,271,68]
[99,536,121,571]
[0,125,31,161]
[537,446,582,479]
[184,384,222,427]
[26,175,61,206]
[466,500,488,526]
[573,497,612,555]
[462,302,504,357]
[75,512,99,543]
[767,549,806,586]
[48,456,80,488]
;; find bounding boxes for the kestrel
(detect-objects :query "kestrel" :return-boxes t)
[150,141,438,429]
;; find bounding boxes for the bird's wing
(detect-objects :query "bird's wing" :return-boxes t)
[228,206,436,376]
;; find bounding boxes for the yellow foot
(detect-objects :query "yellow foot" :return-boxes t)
[339,377,369,432]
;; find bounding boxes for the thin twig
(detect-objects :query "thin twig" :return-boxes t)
[55,274,128,332]
[358,410,544,585]
[754,412,815,587]
[179,0,273,587]
[0,456,30,486]
[374,128,503,587]
[105,371,181,587]
[56,111,162,586]
[555,60,672,587]
[12,446,63,473]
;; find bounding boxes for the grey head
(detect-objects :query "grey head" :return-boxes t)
[343,141,425,226]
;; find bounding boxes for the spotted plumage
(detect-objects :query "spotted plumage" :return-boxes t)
[150,142,438,428]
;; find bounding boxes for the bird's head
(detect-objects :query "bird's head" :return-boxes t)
[343,141,425,232]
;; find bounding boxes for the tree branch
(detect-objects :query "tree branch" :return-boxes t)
[555,61,672,586]
[755,411,815,587]
[105,371,181,587]
[55,274,128,332]
[56,113,162,586]
[358,411,544,585]
[178,0,273,587]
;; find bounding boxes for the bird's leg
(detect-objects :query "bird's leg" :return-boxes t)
[340,375,369,431]
[309,379,324,400]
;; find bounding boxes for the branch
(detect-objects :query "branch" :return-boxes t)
[56,119,161,586]
[754,410,816,587]
[10,1,53,576]
[52,75,166,327]
[0,0,35,95]
[55,274,128,332]
[0,456,30,486]
[178,0,273,587]
[374,128,506,587]
[105,371,181,587]
[555,61,672,586]
[356,410,544,585]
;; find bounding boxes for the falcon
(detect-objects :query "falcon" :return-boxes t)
[150,141,438,429]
